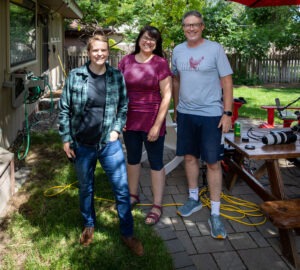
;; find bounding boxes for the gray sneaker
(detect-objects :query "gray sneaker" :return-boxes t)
[177,198,202,217]
[208,214,227,239]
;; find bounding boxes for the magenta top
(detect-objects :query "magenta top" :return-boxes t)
[118,54,172,136]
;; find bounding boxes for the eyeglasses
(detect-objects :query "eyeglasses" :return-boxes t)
[141,36,156,43]
[182,23,203,29]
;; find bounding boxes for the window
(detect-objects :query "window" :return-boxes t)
[9,0,37,71]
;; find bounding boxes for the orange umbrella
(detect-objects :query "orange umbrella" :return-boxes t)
[227,0,300,7]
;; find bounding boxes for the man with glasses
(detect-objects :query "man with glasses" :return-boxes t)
[172,10,233,239]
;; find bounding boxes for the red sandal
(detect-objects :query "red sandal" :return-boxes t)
[145,204,162,225]
[130,194,140,209]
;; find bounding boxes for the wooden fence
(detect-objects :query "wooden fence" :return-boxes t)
[66,49,300,84]
[65,50,125,73]
[228,51,300,84]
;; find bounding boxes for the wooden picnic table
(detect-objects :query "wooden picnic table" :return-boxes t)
[223,132,300,269]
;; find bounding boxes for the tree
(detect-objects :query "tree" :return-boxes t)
[74,0,206,49]
[74,0,300,55]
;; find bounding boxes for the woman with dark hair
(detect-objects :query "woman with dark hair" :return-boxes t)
[119,26,172,225]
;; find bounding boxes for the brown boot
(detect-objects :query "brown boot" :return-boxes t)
[79,227,94,247]
[121,236,144,256]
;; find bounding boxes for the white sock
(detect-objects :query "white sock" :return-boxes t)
[211,201,220,216]
[189,188,199,201]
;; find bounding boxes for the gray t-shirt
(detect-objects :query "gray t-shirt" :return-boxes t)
[172,39,233,116]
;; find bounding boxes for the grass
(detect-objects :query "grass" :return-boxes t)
[1,85,299,269]
[233,85,300,124]
[0,131,173,270]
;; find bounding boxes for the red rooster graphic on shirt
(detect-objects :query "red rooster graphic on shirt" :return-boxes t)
[189,56,204,69]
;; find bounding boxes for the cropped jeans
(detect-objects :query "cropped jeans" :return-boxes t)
[74,139,133,237]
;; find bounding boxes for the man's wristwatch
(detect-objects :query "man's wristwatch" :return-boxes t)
[223,111,233,116]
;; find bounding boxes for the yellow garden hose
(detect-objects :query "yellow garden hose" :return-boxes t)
[44,184,266,226]
[198,186,266,226]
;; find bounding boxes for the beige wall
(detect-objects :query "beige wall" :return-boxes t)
[0,0,71,148]
[0,0,6,147]
[0,0,29,148]
[48,13,66,90]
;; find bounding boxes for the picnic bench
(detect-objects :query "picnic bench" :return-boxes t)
[224,132,300,269]
[260,199,300,229]
[260,105,300,128]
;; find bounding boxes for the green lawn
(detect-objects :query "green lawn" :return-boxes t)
[1,85,299,269]
[1,131,173,270]
[233,86,300,124]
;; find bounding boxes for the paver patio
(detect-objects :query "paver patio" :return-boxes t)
[137,118,300,270]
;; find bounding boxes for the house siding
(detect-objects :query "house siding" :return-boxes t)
[0,0,82,149]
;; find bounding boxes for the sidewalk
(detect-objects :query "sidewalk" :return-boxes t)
[137,136,300,270]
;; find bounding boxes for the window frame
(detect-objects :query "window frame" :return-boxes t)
[8,0,37,72]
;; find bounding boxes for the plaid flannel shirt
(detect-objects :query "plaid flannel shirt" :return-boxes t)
[58,61,128,148]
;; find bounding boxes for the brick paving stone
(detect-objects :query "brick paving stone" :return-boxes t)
[166,176,186,186]
[191,254,219,270]
[173,194,189,205]
[176,266,198,270]
[228,232,257,249]
[228,219,257,233]
[168,169,186,177]
[172,216,187,231]
[184,220,201,237]
[176,230,197,255]
[159,216,174,227]
[286,186,300,198]
[181,213,205,223]
[163,205,178,218]
[141,186,152,197]
[191,207,210,222]
[162,194,176,204]
[213,251,247,270]
[165,238,186,253]
[192,236,234,253]
[155,226,177,241]
[249,231,270,247]
[256,220,278,238]
[230,184,254,196]
[230,179,247,187]
[171,251,195,269]
[164,185,180,195]
[239,193,263,205]
[238,247,290,270]
[196,221,210,236]
[267,237,282,255]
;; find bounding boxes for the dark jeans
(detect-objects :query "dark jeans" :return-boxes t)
[74,139,133,237]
